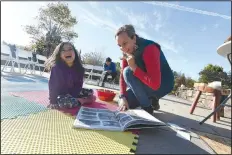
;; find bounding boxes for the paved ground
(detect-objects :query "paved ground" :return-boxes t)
[1,70,231,154]
[136,96,231,154]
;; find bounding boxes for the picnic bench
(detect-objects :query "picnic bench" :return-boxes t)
[1,44,47,75]
[83,64,116,88]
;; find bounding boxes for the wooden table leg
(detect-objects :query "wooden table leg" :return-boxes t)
[212,90,221,122]
[190,90,202,114]
[212,93,217,122]
[215,91,222,121]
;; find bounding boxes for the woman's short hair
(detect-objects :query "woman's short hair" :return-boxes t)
[115,24,136,39]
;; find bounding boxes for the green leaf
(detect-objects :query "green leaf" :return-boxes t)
[23,2,78,57]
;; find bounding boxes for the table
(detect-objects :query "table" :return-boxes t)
[199,41,231,125]
[217,41,231,58]
[190,85,223,122]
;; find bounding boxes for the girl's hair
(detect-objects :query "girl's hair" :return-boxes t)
[45,42,84,73]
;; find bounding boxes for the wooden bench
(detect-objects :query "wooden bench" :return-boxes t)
[83,64,115,87]
[83,64,103,81]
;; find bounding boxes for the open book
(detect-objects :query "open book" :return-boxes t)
[73,107,166,131]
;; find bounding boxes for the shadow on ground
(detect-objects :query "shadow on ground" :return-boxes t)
[155,110,231,140]
[2,74,35,83]
[136,127,214,154]
[136,109,231,154]
[161,97,211,110]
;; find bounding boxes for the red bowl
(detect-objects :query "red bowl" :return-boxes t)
[96,89,116,101]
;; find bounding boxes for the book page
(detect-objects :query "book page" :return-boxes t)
[73,107,123,131]
[122,109,166,130]
[126,109,165,123]
[115,112,136,128]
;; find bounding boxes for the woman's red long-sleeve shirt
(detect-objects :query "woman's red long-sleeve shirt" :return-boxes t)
[120,44,161,95]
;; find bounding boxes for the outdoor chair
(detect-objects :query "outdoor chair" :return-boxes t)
[1,44,30,74]
[29,53,47,76]
[83,64,94,82]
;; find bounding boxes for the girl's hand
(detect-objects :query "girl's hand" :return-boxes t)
[77,95,96,105]
[118,97,129,111]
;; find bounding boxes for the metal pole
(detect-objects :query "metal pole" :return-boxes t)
[227,53,231,65]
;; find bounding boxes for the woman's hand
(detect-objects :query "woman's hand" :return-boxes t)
[125,54,137,71]
[118,97,129,111]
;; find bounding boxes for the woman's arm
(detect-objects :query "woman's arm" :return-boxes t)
[120,59,128,96]
[48,66,63,105]
[133,44,161,90]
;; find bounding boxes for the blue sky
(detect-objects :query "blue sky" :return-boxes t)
[1,1,231,80]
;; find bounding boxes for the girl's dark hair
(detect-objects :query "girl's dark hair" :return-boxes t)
[45,42,84,73]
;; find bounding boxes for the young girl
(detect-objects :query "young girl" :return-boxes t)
[45,42,94,108]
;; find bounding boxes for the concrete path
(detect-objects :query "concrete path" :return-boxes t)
[136,95,231,154]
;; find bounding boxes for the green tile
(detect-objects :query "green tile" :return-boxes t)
[1,93,48,120]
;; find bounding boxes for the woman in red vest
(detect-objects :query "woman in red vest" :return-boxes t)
[115,24,174,115]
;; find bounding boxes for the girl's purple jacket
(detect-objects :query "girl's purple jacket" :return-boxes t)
[48,61,84,105]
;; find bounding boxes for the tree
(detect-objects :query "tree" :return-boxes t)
[82,50,105,66]
[23,2,78,57]
[177,73,187,86]
[172,71,185,93]
[185,77,196,88]
[198,64,231,88]
[173,70,179,78]
[225,71,231,89]
[114,62,121,84]
[32,37,46,55]
[199,64,224,83]
[171,70,196,94]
